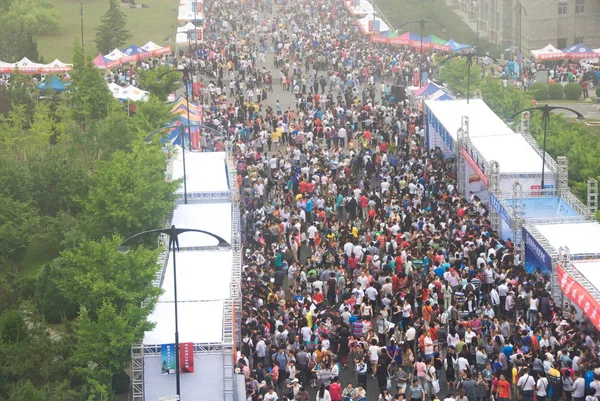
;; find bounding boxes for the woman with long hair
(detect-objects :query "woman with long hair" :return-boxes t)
[316,383,331,401]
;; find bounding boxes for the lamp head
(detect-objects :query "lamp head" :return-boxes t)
[117,245,131,254]
[505,117,515,125]
[575,114,585,122]
[217,240,231,251]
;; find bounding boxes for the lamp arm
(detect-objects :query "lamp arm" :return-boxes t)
[545,106,585,119]
[174,228,229,245]
[119,228,171,246]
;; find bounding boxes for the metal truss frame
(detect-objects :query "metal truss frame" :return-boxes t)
[175,190,232,203]
[588,178,598,213]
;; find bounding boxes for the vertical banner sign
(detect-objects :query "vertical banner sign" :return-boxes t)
[161,344,176,375]
[180,342,195,373]
[522,228,552,275]
[557,264,600,331]
[461,148,489,186]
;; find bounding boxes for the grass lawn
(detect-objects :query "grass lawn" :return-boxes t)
[374,0,502,56]
[36,0,178,62]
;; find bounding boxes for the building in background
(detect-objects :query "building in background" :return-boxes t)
[446,0,600,54]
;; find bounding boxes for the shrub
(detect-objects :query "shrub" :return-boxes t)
[548,83,564,100]
[528,82,549,101]
[564,82,583,100]
[596,86,600,97]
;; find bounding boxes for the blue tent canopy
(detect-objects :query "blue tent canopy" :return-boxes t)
[121,44,149,58]
[446,38,472,52]
[436,93,454,100]
[38,75,68,92]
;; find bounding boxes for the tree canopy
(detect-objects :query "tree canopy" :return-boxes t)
[0,43,178,400]
[94,0,132,55]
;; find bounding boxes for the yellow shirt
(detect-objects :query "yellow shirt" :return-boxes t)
[306,311,313,328]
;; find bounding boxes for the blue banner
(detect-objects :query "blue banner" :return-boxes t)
[522,227,552,275]
[161,343,176,375]
[490,193,512,227]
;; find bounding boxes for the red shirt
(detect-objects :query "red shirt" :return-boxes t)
[497,379,510,398]
[329,382,342,401]
[313,292,324,304]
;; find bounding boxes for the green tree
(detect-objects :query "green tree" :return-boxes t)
[51,236,161,318]
[437,56,483,99]
[35,264,78,324]
[0,310,27,343]
[528,82,549,100]
[479,78,529,119]
[7,380,46,401]
[0,196,40,265]
[548,83,564,100]
[2,0,60,35]
[70,57,115,124]
[74,301,153,392]
[94,0,131,55]
[0,19,39,62]
[564,82,583,100]
[132,94,177,133]
[136,66,181,101]
[81,144,178,240]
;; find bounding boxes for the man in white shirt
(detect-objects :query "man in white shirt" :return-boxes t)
[517,368,536,401]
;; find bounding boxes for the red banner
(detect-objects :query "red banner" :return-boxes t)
[557,264,600,331]
[461,148,489,187]
[180,342,195,373]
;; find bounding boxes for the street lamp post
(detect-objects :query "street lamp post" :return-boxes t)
[507,105,584,192]
[473,0,479,51]
[442,53,498,104]
[117,226,231,401]
[514,2,528,79]
[397,19,447,88]
[80,2,84,51]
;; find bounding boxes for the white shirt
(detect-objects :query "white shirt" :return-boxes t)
[300,327,312,342]
[405,327,416,341]
[517,374,535,391]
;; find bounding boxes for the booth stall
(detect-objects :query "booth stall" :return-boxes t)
[356,14,389,35]
[531,44,564,60]
[343,0,374,16]
[522,221,600,329]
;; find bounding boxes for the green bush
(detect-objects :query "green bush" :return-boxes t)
[564,82,583,100]
[528,82,549,100]
[548,83,564,100]
[596,86,600,97]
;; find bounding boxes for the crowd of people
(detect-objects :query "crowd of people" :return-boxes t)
[176,0,600,401]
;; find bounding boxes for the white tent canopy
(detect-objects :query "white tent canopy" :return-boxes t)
[534,222,600,256]
[104,48,127,61]
[172,151,229,195]
[344,0,374,15]
[356,14,389,34]
[108,83,126,100]
[470,134,544,174]
[171,203,232,247]
[425,99,514,141]
[144,300,224,344]
[574,260,600,294]
[531,44,564,60]
[141,41,162,51]
[121,85,149,101]
[14,57,43,72]
[178,22,199,32]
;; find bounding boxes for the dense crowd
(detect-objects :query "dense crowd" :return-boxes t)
[182,0,600,401]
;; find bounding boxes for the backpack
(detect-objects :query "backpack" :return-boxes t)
[242,338,252,356]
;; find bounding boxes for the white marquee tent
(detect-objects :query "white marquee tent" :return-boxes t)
[531,44,564,60]
[533,222,600,257]
[343,0,374,15]
[356,14,389,35]
[171,150,230,200]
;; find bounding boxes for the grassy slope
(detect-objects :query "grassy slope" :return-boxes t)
[36,0,177,62]
[374,0,501,56]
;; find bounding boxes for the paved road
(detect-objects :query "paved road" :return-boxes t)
[550,100,600,120]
